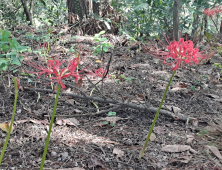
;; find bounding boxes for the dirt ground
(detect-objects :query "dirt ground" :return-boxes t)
[0,28,222,170]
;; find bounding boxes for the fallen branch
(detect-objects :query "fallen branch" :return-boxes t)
[24,87,197,122]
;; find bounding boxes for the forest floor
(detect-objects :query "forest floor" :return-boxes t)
[0,26,222,170]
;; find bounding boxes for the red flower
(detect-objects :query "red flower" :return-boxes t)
[91,67,110,80]
[214,6,222,15]
[27,58,87,89]
[27,60,53,78]
[67,58,84,81]
[204,8,214,18]
[94,68,109,78]
[143,38,214,71]
[39,42,48,49]
[16,78,20,91]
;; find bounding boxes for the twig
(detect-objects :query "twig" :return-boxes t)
[44,105,122,117]
[24,87,197,122]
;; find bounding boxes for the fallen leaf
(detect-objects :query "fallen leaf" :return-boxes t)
[150,133,156,141]
[130,64,150,68]
[168,156,191,164]
[66,118,80,126]
[55,118,79,126]
[204,145,222,162]
[93,121,109,127]
[186,135,195,144]
[0,121,14,133]
[153,126,166,134]
[67,99,75,105]
[206,94,220,99]
[95,59,101,63]
[73,109,82,113]
[74,79,83,88]
[87,156,104,168]
[172,106,181,113]
[113,148,124,158]
[162,145,197,153]
[30,119,49,125]
[56,119,63,125]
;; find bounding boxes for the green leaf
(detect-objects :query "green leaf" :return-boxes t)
[11,56,21,66]
[6,51,17,56]
[99,30,106,35]
[0,63,8,71]
[102,121,109,125]
[103,47,109,52]
[1,44,10,52]
[191,86,195,91]
[205,32,212,42]
[39,0,46,6]
[0,58,8,65]
[110,123,115,126]
[94,38,101,42]
[12,69,18,73]
[19,56,24,60]
[1,30,11,41]
[27,78,33,83]
[69,46,74,52]
[100,38,107,41]
[107,111,116,116]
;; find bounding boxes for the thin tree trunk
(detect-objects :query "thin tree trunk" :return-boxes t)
[93,1,100,15]
[67,0,88,20]
[173,0,180,41]
[203,15,207,35]
[30,0,34,17]
[191,5,200,37]
[88,0,93,14]
[21,0,33,25]
[220,20,222,33]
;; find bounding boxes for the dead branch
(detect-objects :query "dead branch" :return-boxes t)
[24,87,197,122]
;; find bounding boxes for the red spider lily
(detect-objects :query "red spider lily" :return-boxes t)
[16,78,20,91]
[26,57,87,89]
[27,60,53,78]
[39,42,48,49]
[143,38,215,71]
[214,6,222,15]
[91,66,111,80]
[93,68,109,78]
[204,8,215,18]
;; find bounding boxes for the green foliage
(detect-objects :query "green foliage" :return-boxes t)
[107,111,116,116]
[102,111,117,127]
[92,31,114,57]
[115,0,221,39]
[214,62,222,80]
[0,30,28,73]
[116,74,141,84]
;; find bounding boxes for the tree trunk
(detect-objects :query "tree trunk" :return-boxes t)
[173,0,180,41]
[21,0,33,25]
[203,15,207,35]
[88,0,93,14]
[220,20,222,33]
[191,5,200,38]
[67,0,92,20]
[79,0,87,19]
[30,0,34,17]
[93,1,100,15]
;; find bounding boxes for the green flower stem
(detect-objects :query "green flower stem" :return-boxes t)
[90,86,99,112]
[40,83,61,170]
[0,78,19,165]
[139,70,176,159]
